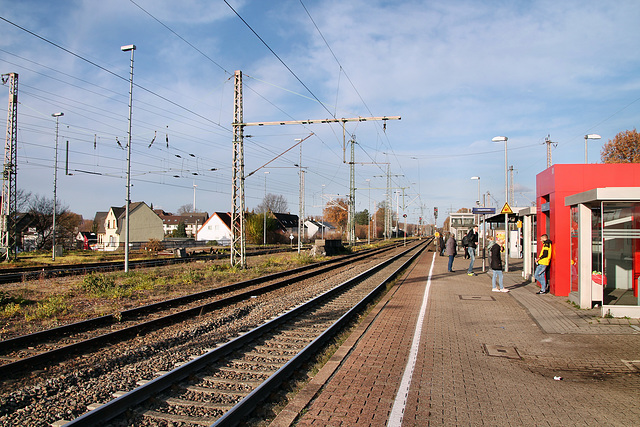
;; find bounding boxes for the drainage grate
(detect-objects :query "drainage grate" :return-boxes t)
[484,344,521,359]
[459,295,495,301]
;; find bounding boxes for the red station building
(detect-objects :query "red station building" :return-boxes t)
[536,163,640,317]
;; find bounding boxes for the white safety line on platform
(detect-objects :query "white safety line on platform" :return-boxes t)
[387,251,435,426]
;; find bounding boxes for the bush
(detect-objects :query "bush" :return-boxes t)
[146,238,165,252]
[25,295,69,320]
[1,302,21,318]
[82,273,117,295]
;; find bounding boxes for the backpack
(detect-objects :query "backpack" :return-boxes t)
[462,234,469,246]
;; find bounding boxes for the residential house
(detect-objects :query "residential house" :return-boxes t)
[76,231,97,250]
[156,210,209,238]
[304,219,336,240]
[94,211,108,248]
[98,202,163,251]
[272,213,299,236]
[196,212,233,245]
[180,212,209,238]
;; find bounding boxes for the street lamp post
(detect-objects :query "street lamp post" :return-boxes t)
[492,136,509,272]
[121,44,136,273]
[321,184,325,239]
[263,171,269,246]
[471,176,484,271]
[366,179,371,245]
[51,112,63,261]
[584,134,601,164]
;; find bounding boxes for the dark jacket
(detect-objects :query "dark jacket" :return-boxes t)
[467,229,478,249]
[490,242,502,271]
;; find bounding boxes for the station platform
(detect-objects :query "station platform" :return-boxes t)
[271,249,640,426]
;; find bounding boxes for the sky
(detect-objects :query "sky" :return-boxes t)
[1,0,640,227]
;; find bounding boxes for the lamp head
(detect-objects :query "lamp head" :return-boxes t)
[121,44,136,52]
[470,176,480,180]
[585,134,601,140]
[52,112,64,117]
[492,136,508,142]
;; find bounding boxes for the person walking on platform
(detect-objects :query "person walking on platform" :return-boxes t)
[466,225,479,276]
[535,234,552,294]
[489,237,509,292]
[446,232,457,272]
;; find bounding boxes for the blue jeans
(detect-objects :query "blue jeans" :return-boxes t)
[492,270,504,289]
[467,247,476,273]
[535,264,548,292]
[448,255,455,271]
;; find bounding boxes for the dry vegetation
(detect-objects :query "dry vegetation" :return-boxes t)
[0,251,322,340]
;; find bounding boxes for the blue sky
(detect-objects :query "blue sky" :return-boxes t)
[1,0,639,226]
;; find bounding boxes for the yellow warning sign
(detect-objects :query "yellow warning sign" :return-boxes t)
[500,202,513,215]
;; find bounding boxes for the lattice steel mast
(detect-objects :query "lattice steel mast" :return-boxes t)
[1,73,18,261]
[231,70,399,266]
[231,70,246,268]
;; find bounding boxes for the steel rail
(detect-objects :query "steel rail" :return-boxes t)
[64,240,426,426]
[0,243,404,376]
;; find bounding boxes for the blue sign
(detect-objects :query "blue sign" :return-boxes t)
[472,207,496,214]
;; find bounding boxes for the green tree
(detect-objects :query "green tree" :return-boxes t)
[601,129,640,163]
[245,213,277,244]
[171,222,187,237]
[354,209,370,226]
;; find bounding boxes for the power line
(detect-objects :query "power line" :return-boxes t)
[223,0,336,120]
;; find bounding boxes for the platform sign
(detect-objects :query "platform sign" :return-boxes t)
[500,202,514,214]
[472,207,496,215]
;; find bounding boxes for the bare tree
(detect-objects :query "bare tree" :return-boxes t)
[256,193,288,214]
[177,204,194,215]
[28,194,81,250]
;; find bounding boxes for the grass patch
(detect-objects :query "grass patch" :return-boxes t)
[24,295,69,321]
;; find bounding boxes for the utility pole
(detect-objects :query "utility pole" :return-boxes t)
[509,165,514,206]
[1,73,18,261]
[231,70,246,268]
[230,70,399,264]
[298,141,305,254]
[347,136,356,246]
[544,134,557,168]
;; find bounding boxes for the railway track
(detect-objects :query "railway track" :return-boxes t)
[0,246,294,285]
[0,243,405,377]
[63,241,426,426]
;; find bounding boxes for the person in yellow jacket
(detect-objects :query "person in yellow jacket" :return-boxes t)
[535,234,552,294]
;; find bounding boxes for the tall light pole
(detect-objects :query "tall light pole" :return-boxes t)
[263,171,269,246]
[366,179,371,245]
[471,176,484,271]
[321,184,325,239]
[193,181,197,212]
[492,136,509,272]
[121,44,135,273]
[584,134,601,164]
[51,112,63,261]
[296,138,303,254]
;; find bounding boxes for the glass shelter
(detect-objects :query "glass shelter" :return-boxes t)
[566,188,640,317]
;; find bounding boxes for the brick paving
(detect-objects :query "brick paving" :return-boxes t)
[272,249,640,426]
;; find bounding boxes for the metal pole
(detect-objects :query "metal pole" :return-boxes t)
[584,135,588,164]
[263,171,269,246]
[321,184,325,239]
[51,113,63,261]
[504,140,509,272]
[121,44,135,273]
[366,179,371,245]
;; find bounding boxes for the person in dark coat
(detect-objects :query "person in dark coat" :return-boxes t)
[490,238,509,292]
[438,234,445,256]
[445,232,457,272]
[466,225,479,276]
